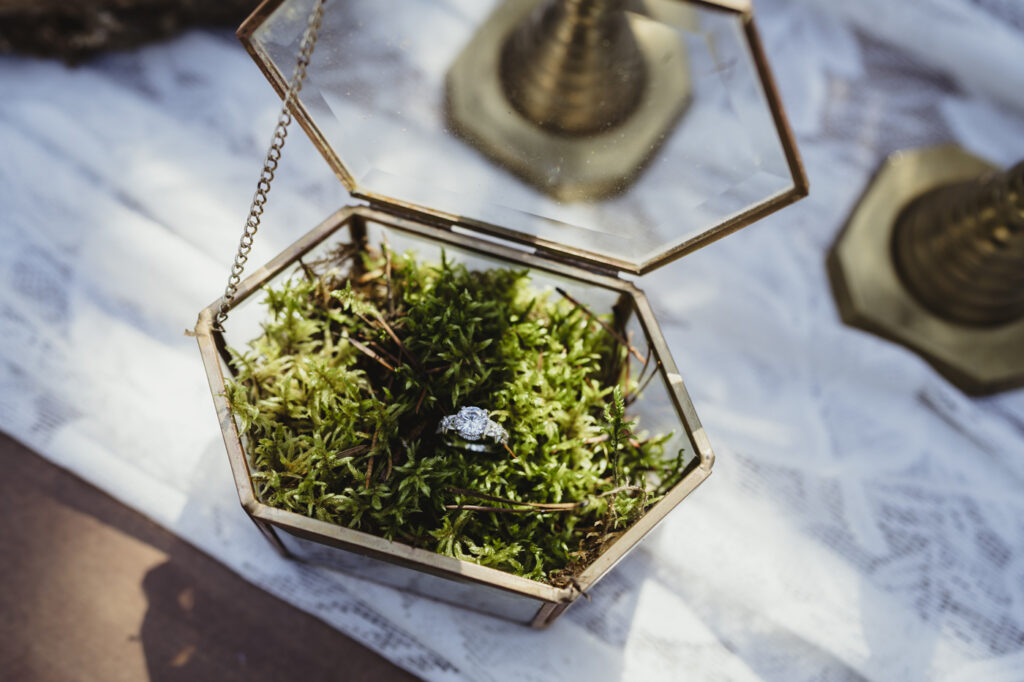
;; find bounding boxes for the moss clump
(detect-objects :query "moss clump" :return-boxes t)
[226,242,684,584]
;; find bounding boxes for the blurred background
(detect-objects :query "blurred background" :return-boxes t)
[1,0,1023,681]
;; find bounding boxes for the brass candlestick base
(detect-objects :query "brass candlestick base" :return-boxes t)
[445,0,691,201]
[827,145,1024,395]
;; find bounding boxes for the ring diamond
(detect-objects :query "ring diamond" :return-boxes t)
[438,406,508,451]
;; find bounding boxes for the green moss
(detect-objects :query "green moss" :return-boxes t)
[226,241,683,584]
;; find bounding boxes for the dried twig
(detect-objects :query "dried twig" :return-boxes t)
[335,444,370,458]
[365,340,401,367]
[625,359,661,407]
[297,258,316,282]
[556,287,645,363]
[384,242,395,316]
[371,312,424,373]
[598,485,646,499]
[446,487,585,511]
[444,504,538,514]
[364,431,379,489]
[348,337,395,372]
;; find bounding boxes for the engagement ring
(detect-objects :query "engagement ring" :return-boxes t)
[437,406,508,453]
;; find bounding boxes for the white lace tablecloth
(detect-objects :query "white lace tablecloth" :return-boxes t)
[3,1,1024,680]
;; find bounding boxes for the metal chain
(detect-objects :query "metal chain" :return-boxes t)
[215,0,327,330]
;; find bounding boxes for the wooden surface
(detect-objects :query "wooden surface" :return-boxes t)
[0,431,418,682]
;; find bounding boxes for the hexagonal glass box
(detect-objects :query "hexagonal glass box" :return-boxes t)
[196,0,805,627]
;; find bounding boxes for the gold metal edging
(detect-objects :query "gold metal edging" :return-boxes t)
[630,289,714,470]
[575,466,712,593]
[635,185,807,274]
[744,15,809,199]
[356,189,637,276]
[253,505,572,603]
[238,0,357,191]
[632,8,808,275]
[568,287,715,595]
[196,307,258,512]
[237,0,285,43]
[354,206,633,291]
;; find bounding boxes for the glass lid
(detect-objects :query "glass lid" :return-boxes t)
[240,0,806,275]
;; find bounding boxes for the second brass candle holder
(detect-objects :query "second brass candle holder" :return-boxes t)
[828,145,1024,395]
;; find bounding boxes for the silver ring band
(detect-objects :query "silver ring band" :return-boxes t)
[441,437,502,453]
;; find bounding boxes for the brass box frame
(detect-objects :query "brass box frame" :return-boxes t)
[196,206,714,626]
[196,0,809,627]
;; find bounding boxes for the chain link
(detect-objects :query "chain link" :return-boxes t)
[215,0,327,330]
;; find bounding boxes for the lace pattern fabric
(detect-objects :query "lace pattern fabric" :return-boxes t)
[1,1,1024,680]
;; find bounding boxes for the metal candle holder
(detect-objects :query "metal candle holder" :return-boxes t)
[445,0,691,201]
[829,145,1024,395]
[500,0,649,136]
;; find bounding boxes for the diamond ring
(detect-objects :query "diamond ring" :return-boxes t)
[437,406,508,453]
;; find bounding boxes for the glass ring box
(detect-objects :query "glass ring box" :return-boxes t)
[195,0,806,627]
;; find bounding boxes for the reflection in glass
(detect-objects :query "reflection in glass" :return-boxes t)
[446,0,692,202]
[248,0,800,273]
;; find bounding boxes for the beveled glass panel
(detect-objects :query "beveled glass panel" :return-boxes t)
[276,531,547,623]
[245,0,803,273]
